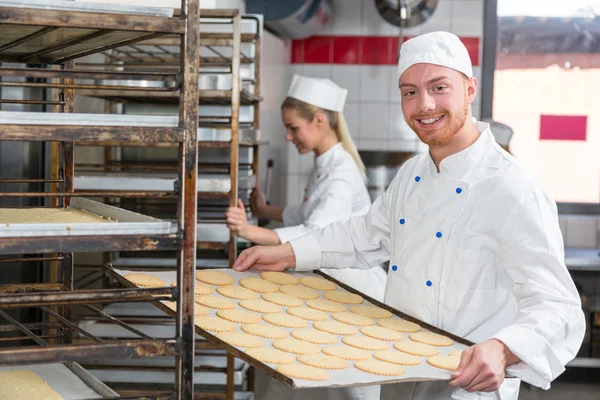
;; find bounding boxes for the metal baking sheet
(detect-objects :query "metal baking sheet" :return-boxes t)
[0,362,118,399]
[0,111,178,127]
[0,0,174,16]
[110,256,229,269]
[86,367,246,386]
[198,128,260,145]
[0,197,170,237]
[110,268,473,390]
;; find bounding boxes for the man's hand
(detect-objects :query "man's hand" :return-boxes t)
[232,243,296,272]
[225,199,248,236]
[449,339,519,393]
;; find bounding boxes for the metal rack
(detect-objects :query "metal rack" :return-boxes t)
[0,1,200,399]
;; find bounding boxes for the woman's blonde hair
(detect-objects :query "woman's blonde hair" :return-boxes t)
[282,97,366,180]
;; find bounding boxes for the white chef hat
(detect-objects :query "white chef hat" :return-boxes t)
[287,75,347,112]
[397,31,473,80]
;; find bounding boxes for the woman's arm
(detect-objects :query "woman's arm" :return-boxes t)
[225,199,281,245]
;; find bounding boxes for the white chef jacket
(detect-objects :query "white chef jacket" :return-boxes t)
[256,143,387,400]
[289,122,585,400]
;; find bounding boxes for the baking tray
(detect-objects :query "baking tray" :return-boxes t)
[198,128,260,145]
[0,362,119,399]
[107,267,474,390]
[0,111,178,127]
[0,197,170,237]
[110,256,229,270]
[0,0,174,16]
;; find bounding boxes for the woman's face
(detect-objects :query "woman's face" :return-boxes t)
[281,108,322,155]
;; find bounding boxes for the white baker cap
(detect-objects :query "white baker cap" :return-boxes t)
[287,74,347,112]
[397,31,473,80]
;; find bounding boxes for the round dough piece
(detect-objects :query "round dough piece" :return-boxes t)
[394,341,439,357]
[195,270,233,286]
[276,364,329,381]
[378,318,421,332]
[360,326,404,341]
[217,332,264,348]
[354,359,405,376]
[239,277,279,293]
[323,290,364,305]
[298,353,348,370]
[291,329,338,345]
[239,299,281,314]
[428,355,461,371]
[300,276,336,291]
[314,320,358,336]
[331,312,374,326]
[409,331,454,347]
[194,316,235,332]
[217,285,259,300]
[217,309,261,324]
[280,284,319,300]
[322,346,371,361]
[373,350,422,366]
[164,301,209,315]
[245,348,294,365]
[350,305,392,319]
[272,338,321,355]
[171,281,213,295]
[124,273,166,288]
[287,306,328,321]
[260,271,299,285]
[195,295,236,310]
[262,292,303,307]
[242,324,289,339]
[263,313,309,329]
[306,298,347,313]
[342,336,388,351]
[448,350,463,357]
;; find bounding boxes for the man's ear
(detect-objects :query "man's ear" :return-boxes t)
[466,77,478,104]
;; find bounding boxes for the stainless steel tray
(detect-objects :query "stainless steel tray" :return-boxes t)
[109,256,229,269]
[0,0,174,16]
[198,128,260,145]
[0,197,170,237]
[0,112,178,127]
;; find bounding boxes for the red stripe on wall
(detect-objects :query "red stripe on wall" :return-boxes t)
[540,115,587,141]
[292,35,480,66]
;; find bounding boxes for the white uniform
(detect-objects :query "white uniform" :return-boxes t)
[290,122,586,400]
[255,143,387,400]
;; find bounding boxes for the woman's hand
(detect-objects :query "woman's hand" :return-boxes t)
[225,199,249,236]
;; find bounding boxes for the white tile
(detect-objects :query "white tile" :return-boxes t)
[361,66,394,102]
[452,0,484,36]
[359,138,389,151]
[361,0,397,35]
[389,139,418,152]
[286,143,300,174]
[303,64,333,80]
[559,216,568,242]
[360,103,388,140]
[343,102,361,140]
[388,102,417,140]
[330,0,363,35]
[420,0,453,33]
[566,216,598,248]
[299,152,314,174]
[332,66,362,102]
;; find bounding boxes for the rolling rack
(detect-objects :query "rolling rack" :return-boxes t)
[0,0,200,399]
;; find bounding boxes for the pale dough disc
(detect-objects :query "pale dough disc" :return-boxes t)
[448,350,463,357]
[291,329,338,345]
[239,299,282,314]
[124,273,166,288]
[263,313,309,329]
[245,348,295,365]
[276,363,329,381]
[314,320,358,336]
[331,311,374,326]
[0,370,63,400]
[409,331,454,347]
[428,355,461,371]
[280,284,319,300]
[272,338,321,355]
[260,271,299,285]
[195,270,233,286]
[373,350,422,366]
[195,295,236,310]
[323,290,364,304]
[287,306,329,321]
[297,353,349,370]
[350,304,392,319]
[217,309,261,324]
[322,346,371,361]
[217,285,259,300]
[239,277,279,293]
[306,298,347,313]
[342,336,389,351]
[242,323,289,339]
[360,326,404,341]
[300,276,336,291]
[354,359,406,376]
[378,318,421,332]
[262,292,303,307]
[171,281,214,295]
[394,341,439,357]
[194,316,236,332]
[217,332,264,348]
